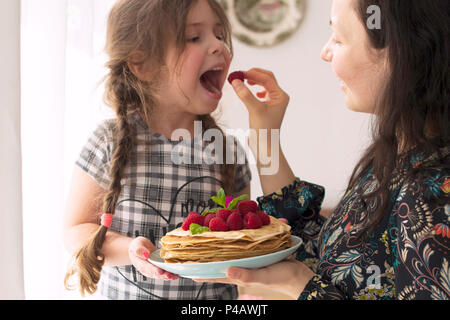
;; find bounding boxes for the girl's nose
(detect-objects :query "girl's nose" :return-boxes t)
[209,37,224,55]
[321,40,333,62]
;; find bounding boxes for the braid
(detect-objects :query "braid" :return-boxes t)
[199,114,236,195]
[64,66,136,296]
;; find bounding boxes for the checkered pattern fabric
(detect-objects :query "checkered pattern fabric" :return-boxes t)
[75,111,252,300]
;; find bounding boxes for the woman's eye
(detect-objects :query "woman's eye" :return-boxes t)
[332,36,341,45]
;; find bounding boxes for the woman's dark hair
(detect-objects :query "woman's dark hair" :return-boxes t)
[348,0,449,239]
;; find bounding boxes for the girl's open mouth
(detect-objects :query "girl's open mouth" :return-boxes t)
[200,69,223,99]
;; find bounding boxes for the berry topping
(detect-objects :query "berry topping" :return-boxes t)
[182,212,204,231]
[203,213,216,228]
[244,212,263,229]
[257,210,271,226]
[216,209,232,221]
[209,217,229,231]
[226,211,243,230]
[227,71,245,84]
[237,200,258,217]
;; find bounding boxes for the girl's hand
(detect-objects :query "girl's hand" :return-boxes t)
[128,236,179,281]
[231,68,290,155]
[194,259,314,300]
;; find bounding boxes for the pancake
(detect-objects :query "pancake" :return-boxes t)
[160,216,293,263]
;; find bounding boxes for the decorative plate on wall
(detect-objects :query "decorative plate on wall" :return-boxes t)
[221,0,307,47]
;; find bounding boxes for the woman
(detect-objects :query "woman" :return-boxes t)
[196,0,449,299]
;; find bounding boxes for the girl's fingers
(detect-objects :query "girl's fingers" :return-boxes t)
[129,237,179,280]
[129,237,155,259]
[136,258,178,280]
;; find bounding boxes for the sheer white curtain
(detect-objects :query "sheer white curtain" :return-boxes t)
[21,0,114,299]
[0,0,24,300]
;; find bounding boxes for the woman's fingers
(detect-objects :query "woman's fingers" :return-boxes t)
[256,91,267,99]
[193,267,265,286]
[231,80,260,111]
[244,68,280,94]
[227,267,269,285]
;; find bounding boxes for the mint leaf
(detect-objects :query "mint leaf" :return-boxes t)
[211,188,227,207]
[201,207,220,216]
[227,194,249,210]
[190,223,210,235]
[217,188,226,202]
[211,196,224,207]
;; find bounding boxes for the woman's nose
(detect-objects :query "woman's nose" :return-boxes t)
[321,40,332,62]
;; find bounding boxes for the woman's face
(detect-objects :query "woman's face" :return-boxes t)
[321,0,388,114]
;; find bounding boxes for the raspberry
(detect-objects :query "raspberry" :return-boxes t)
[244,212,262,229]
[216,209,232,221]
[226,211,243,230]
[182,212,204,231]
[237,200,258,217]
[209,217,229,231]
[227,71,245,84]
[257,210,271,226]
[203,213,216,228]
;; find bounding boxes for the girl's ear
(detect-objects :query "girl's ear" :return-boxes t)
[127,50,152,82]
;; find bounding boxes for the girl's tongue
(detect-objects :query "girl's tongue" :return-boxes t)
[200,70,221,95]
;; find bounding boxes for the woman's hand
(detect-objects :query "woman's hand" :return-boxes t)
[231,68,290,155]
[128,236,179,281]
[194,258,314,300]
[231,68,296,194]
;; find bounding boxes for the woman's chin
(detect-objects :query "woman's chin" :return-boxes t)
[345,100,374,114]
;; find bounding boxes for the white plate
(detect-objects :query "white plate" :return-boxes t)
[148,235,302,279]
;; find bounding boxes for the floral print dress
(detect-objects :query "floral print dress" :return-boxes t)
[256,147,449,300]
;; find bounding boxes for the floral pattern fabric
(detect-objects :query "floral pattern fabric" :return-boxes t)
[256,147,449,300]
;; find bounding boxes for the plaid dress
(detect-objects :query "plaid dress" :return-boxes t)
[76,111,252,300]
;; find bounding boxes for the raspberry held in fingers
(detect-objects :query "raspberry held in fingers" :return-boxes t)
[227,71,245,84]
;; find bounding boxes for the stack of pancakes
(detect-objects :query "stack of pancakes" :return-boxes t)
[160,216,292,263]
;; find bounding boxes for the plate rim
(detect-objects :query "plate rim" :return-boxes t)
[149,235,302,267]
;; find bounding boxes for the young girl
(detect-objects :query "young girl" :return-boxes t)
[63,0,252,300]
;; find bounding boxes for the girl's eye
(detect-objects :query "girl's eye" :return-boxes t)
[188,36,200,42]
[216,35,225,41]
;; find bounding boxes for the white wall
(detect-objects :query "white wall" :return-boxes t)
[0,0,25,299]
[221,0,372,209]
